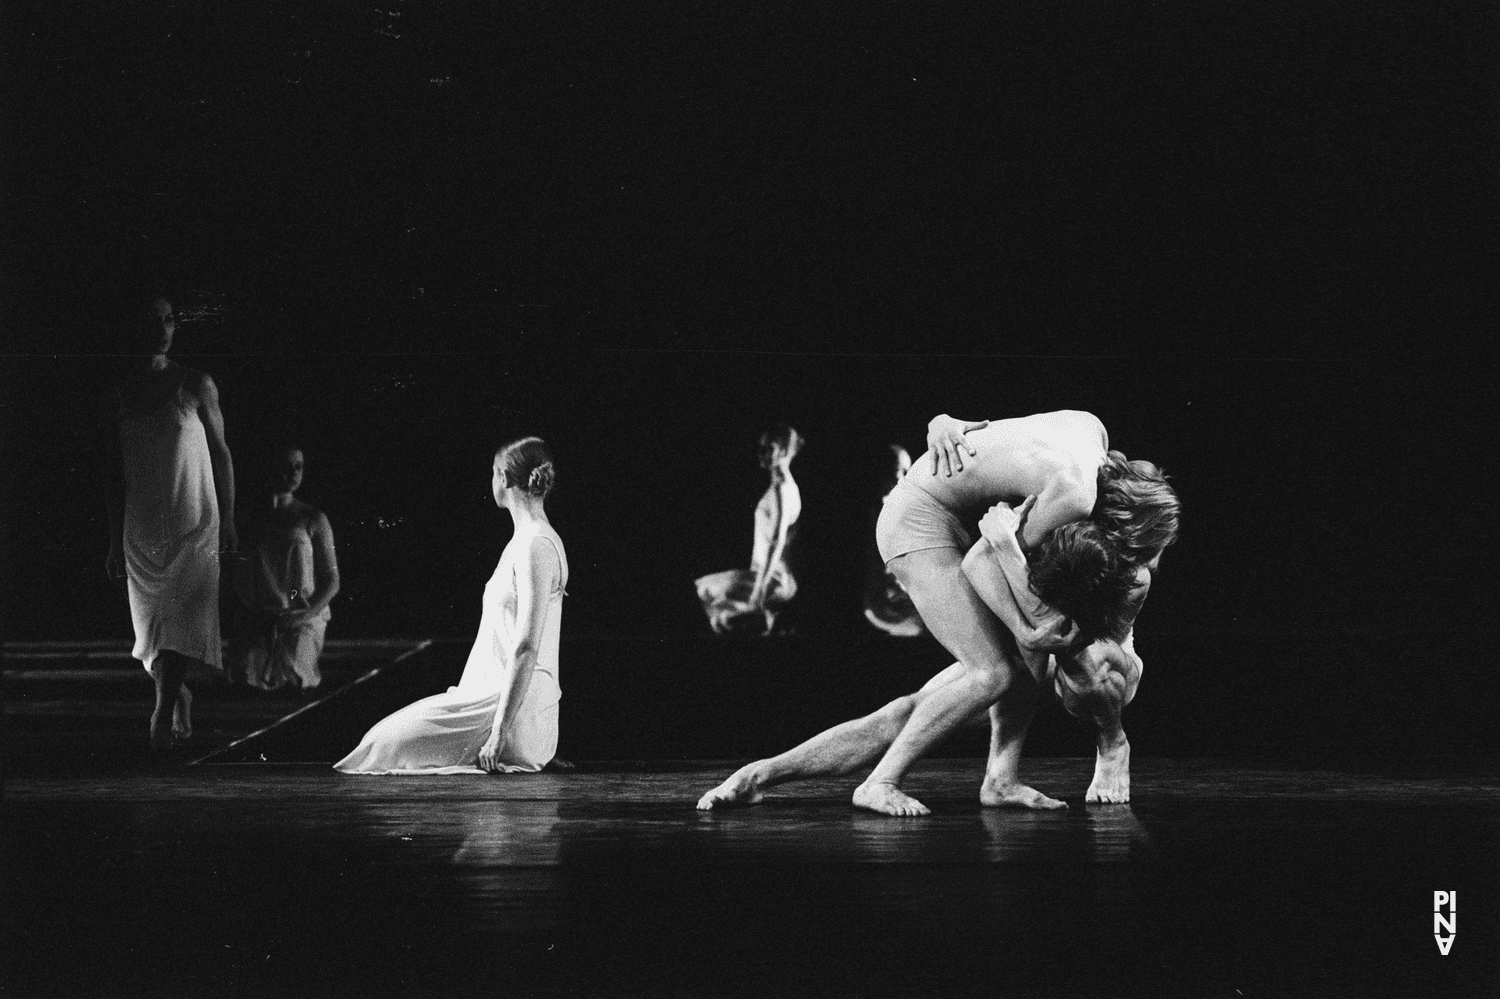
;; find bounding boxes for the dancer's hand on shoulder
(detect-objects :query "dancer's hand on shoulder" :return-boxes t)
[978,496,1035,547]
[927,415,988,477]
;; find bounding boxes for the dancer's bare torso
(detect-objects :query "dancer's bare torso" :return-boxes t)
[750,476,800,573]
[906,410,1109,548]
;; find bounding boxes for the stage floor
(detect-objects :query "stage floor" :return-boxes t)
[4,759,1497,998]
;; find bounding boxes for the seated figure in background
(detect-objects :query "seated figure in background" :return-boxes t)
[228,445,340,691]
[864,444,924,637]
[695,425,804,636]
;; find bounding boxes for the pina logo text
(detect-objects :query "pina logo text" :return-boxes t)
[1433,891,1456,955]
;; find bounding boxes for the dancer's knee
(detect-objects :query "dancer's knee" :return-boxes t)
[870,694,918,736]
[967,659,1019,703]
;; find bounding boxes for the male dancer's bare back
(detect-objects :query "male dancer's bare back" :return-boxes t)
[906,409,1109,551]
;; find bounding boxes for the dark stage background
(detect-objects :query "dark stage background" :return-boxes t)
[2,2,1495,758]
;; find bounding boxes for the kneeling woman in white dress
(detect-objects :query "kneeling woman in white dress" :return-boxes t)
[335,437,568,774]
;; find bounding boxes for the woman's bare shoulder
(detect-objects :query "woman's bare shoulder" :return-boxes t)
[524,528,565,568]
[178,367,217,400]
[291,500,331,532]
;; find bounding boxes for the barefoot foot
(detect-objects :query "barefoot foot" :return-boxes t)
[1086,738,1130,803]
[172,685,193,741]
[149,714,174,751]
[979,779,1068,810]
[696,766,766,810]
[852,781,930,816]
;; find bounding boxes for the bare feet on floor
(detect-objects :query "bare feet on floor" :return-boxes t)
[1086,738,1130,803]
[979,778,1068,810]
[696,766,766,810]
[852,781,930,816]
[149,713,174,751]
[172,686,193,741]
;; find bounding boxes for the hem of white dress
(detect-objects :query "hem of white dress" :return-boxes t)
[332,763,545,775]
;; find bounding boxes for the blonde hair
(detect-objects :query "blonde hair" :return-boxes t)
[1094,450,1180,564]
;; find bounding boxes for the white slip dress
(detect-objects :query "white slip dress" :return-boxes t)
[118,382,223,675]
[334,523,567,774]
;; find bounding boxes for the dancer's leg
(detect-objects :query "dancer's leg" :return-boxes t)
[853,548,1035,816]
[150,650,190,749]
[1051,639,1140,803]
[696,664,975,810]
[978,678,1065,808]
[172,684,193,740]
[975,648,1064,808]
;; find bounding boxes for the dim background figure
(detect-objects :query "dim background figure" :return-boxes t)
[864,444,924,637]
[695,425,804,636]
[227,445,340,691]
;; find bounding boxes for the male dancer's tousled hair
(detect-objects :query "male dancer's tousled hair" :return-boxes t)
[1027,522,1141,643]
[1094,450,1180,565]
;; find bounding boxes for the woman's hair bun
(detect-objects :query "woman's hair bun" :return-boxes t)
[496,436,556,499]
[527,461,555,496]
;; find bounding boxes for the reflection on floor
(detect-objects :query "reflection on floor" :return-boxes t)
[5,759,1498,998]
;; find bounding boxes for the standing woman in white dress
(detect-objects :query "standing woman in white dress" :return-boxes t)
[335,437,567,774]
[99,296,238,750]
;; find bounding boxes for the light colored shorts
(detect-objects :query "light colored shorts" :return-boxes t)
[875,478,973,564]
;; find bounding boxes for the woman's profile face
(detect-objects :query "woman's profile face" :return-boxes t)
[139,298,175,356]
[491,461,508,508]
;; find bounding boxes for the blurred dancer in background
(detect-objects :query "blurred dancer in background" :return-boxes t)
[695,425,803,636]
[864,444,924,637]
